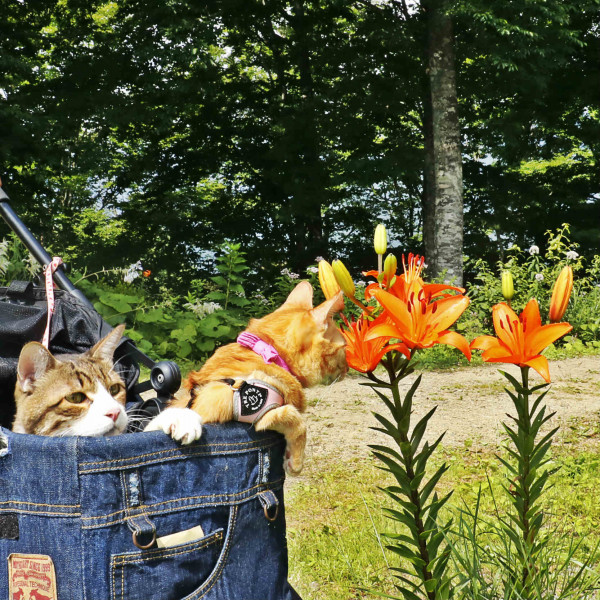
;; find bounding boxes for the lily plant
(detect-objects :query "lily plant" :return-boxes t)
[320,250,472,600]
[319,236,576,600]
[469,271,573,598]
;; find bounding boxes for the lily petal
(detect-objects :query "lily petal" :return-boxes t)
[437,330,472,360]
[525,322,573,357]
[492,303,521,353]
[470,335,502,351]
[520,298,542,332]
[371,289,413,334]
[428,295,470,334]
[523,355,551,383]
[364,322,404,342]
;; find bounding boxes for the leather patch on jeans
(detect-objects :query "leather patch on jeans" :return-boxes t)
[8,553,58,600]
[0,513,18,539]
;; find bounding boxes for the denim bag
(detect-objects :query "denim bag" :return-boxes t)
[0,423,301,600]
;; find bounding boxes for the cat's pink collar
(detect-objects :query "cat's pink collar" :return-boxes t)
[237,332,291,372]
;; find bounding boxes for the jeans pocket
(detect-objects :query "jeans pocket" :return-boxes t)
[110,528,224,600]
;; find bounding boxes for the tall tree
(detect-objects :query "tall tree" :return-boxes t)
[423,0,464,284]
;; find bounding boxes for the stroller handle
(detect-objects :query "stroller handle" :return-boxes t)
[0,188,96,312]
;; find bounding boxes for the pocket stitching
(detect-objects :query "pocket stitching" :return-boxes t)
[116,531,223,564]
[185,505,239,600]
[110,531,223,600]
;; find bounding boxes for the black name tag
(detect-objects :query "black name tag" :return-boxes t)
[239,383,268,418]
[0,513,19,540]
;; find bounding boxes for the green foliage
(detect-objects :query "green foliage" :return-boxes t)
[76,243,260,368]
[2,0,596,294]
[205,243,250,311]
[466,224,600,347]
[365,356,455,600]
[0,235,41,285]
[288,440,600,600]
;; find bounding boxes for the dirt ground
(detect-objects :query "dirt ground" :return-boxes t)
[296,355,600,484]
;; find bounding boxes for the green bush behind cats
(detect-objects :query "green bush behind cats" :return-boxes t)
[1,227,599,371]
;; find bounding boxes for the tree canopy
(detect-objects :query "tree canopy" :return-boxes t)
[1,0,598,292]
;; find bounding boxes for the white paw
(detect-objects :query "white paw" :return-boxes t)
[144,408,203,445]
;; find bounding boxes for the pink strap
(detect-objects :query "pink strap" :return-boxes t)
[237,332,291,372]
[42,257,63,348]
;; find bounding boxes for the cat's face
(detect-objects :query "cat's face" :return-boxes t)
[247,282,348,387]
[13,325,128,436]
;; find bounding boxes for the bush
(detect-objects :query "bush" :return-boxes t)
[465,224,600,348]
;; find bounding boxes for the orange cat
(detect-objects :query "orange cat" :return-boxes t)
[146,282,347,474]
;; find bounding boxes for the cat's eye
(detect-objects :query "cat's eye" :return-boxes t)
[65,392,87,404]
[109,383,122,396]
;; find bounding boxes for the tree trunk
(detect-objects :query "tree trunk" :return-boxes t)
[423,0,463,285]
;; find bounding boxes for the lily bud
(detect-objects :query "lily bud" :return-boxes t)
[374,224,387,256]
[501,271,514,302]
[549,265,573,323]
[318,260,341,300]
[332,259,355,298]
[383,253,397,282]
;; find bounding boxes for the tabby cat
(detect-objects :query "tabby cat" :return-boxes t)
[146,281,348,474]
[12,325,128,436]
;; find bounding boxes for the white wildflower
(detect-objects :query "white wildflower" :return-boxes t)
[184,301,222,318]
[124,261,142,284]
[356,281,366,288]
[0,239,10,275]
[315,256,325,263]
[288,272,300,280]
[565,250,579,260]
[535,273,544,282]
[528,245,539,256]
[307,266,318,274]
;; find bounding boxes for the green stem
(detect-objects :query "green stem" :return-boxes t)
[387,361,436,600]
[520,366,533,593]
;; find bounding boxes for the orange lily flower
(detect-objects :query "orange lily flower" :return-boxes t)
[340,314,410,373]
[364,254,464,304]
[548,265,573,323]
[470,299,572,382]
[365,288,472,359]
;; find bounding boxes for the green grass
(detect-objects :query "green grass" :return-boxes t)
[287,426,600,600]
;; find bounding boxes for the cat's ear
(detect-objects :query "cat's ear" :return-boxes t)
[280,281,314,310]
[17,342,56,392]
[90,324,126,362]
[311,291,345,325]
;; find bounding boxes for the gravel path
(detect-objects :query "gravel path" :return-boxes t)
[296,355,600,483]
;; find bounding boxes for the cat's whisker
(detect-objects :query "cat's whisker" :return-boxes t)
[107,354,128,376]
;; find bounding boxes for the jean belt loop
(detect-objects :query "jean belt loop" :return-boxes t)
[122,469,156,549]
[258,489,279,523]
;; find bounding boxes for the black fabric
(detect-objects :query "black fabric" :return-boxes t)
[0,514,19,540]
[0,282,140,428]
[239,382,269,418]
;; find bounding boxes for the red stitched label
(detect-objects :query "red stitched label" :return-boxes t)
[8,554,58,600]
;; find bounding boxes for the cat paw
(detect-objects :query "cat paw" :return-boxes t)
[284,446,304,476]
[144,408,203,445]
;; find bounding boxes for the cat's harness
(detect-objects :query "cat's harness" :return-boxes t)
[221,332,290,424]
[222,378,285,424]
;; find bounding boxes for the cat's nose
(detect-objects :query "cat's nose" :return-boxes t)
[105,408,122,422]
